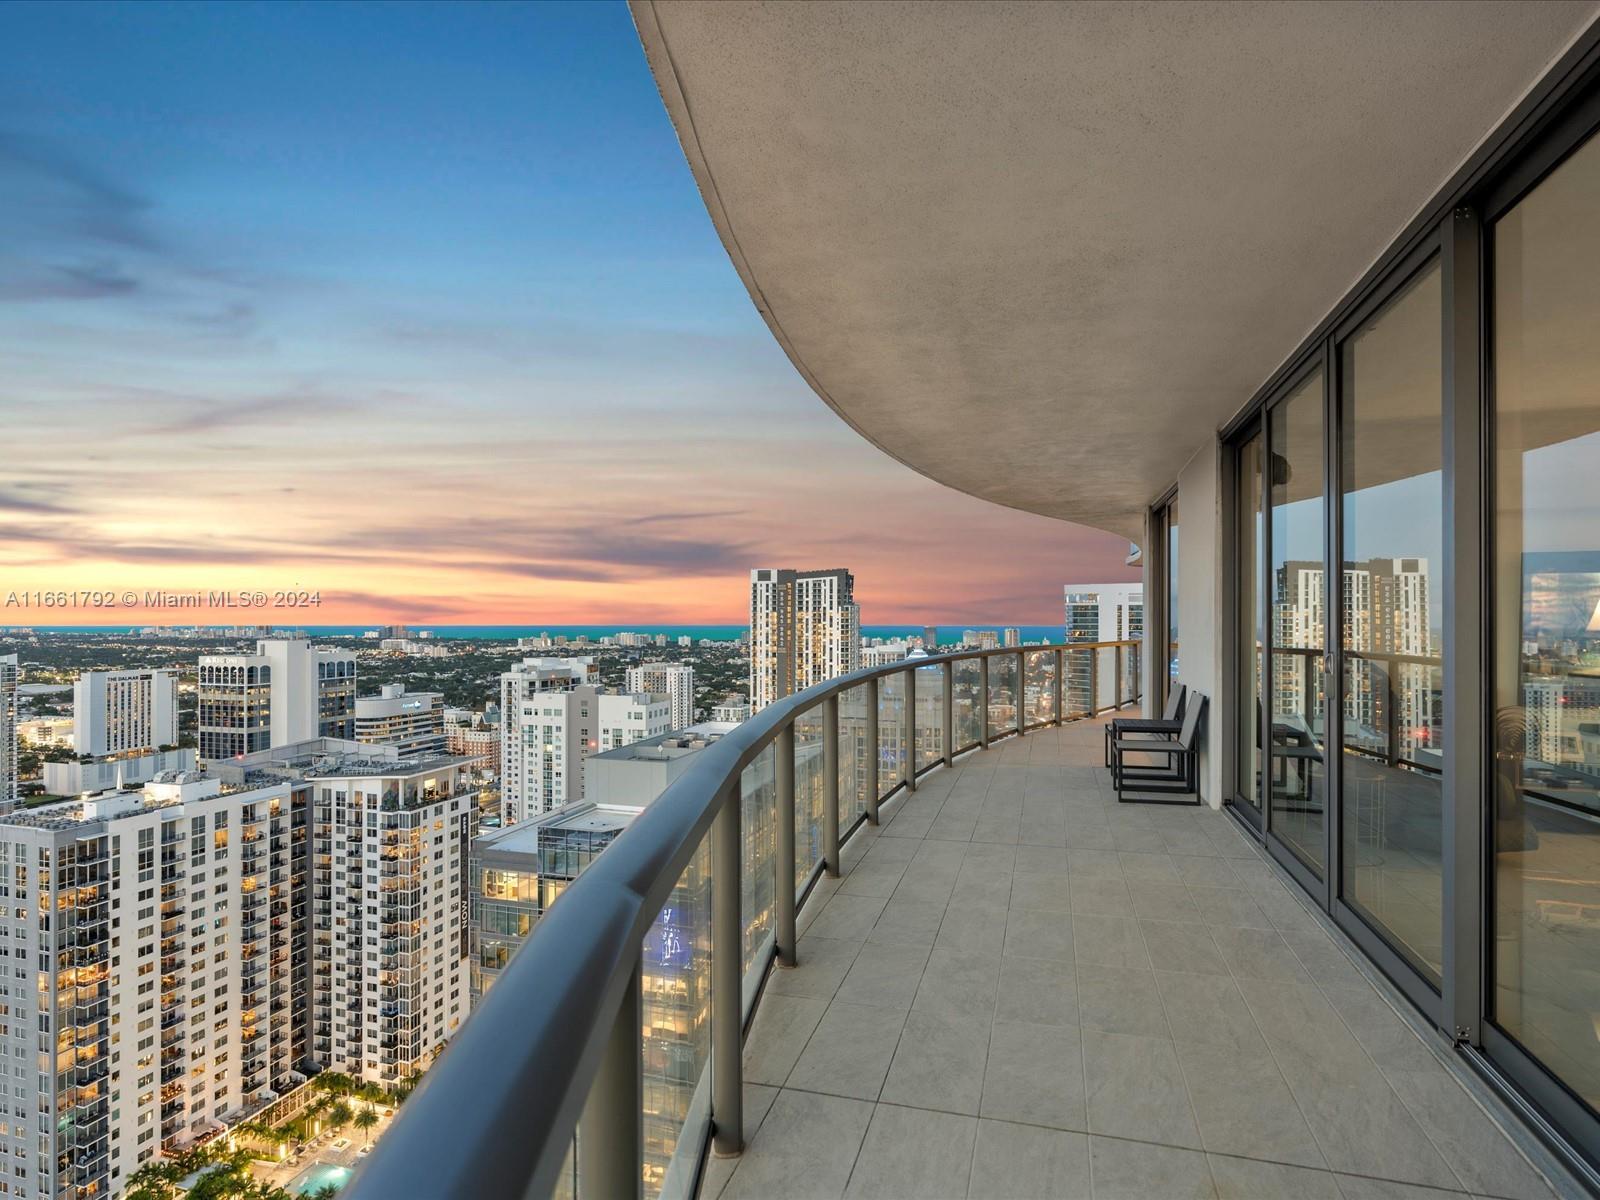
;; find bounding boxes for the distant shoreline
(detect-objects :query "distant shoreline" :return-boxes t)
[5,623,1066,646]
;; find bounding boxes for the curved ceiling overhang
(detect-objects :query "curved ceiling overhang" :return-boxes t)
[633,0,1599,541]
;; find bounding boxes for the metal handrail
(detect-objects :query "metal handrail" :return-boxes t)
[347,640,1142,1200]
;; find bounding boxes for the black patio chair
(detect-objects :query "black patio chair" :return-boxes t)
[1103,684,1186,768]
[1111,693,1207,805]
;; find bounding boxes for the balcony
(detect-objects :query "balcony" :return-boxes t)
[347,639,1588,1200]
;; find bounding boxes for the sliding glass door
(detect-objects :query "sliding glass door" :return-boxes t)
[1218,73,1600,1170]
[1336,259,1447,987]
[1267,369,1328,875]
[1489,125,1600,1126]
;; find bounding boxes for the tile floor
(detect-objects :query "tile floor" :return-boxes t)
[700,718,1567,1200]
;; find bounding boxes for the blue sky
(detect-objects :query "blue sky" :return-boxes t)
[0,1,1133,624]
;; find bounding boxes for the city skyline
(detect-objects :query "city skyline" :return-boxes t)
[0,2,1135,627]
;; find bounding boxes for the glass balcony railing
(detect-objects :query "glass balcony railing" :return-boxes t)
[345,640,1141,1200]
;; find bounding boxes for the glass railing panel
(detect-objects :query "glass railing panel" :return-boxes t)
[1094,645,1117,712]
[1064,646,1093,717]
[838,684,870,826]
[1023,649,1057,726]
[914,662,944,770]
[987,653,1018,738]
[877,672,907,794]
[641,833,711,1200]
[952,658,982,748]
[739,747,776,982]
[793,706,827,889]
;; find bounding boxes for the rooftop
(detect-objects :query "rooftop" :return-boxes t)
[475,801,645,857]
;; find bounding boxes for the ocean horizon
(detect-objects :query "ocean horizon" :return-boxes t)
[11,623,1067,646]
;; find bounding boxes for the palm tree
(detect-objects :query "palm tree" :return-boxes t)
[315,1071,353,1099]
[328,1099,353,1128]
[353,1104,379,1144]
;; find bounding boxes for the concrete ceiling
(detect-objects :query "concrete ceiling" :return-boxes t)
[632,0,1598,541]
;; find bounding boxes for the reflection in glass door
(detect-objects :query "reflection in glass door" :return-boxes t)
[1490,128,1600,1118]
[1235,433,1265,816]
[1338,259,1446,985]
[1268,370,1327,874]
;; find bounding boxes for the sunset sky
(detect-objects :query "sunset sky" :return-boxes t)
[0,1,1135,626]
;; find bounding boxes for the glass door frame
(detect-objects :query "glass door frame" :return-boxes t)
[1222,426,1263,832]
[1323,234,1448,1028]
[1226,232,1460,1028]
[1255,352,1335,909]
[1470,79,1600,1169]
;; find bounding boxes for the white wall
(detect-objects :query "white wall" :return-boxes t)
[1173,436,1225,808]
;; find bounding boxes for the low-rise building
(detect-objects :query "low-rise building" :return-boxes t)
[710,695,751,724]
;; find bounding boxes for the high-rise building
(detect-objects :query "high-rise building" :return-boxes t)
[0,775,311,1191]
[0,654,16,812]
[247,743,476,1088]
[0,736,477,1195]
[961,629,1000,649]
[625,662,696,730]
[922,625,939,648]
[73,668,179,757]
[499,658,671,825]
[1063,583,1144,712]
[1003,627,1022,647]
[356,684,447,757]
[748,568,862,712]
[197,638,356,761]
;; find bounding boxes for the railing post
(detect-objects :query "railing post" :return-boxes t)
[579,957,642,1200]
[979,655,990,749]
[775,722,797,967]
[1053,648,1064,725]
[1088,649,1100,716]
[865,677,880,825]
[942,661,954,767]
[822,696,840,877]
[904,666,917,792]
[712,782,743,1157]
[1015,651,1024,735]
[1114,645,1125,709]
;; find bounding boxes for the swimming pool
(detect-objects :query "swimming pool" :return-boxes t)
[286,1162,353,1195]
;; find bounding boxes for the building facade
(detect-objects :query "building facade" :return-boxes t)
[197,639,356,761]
[500,659,671,825]
[0,773,311,1197]
[445,724,498,768]
[0,654,15,812]
[1063,583,1144,713]
[709,696,750,724]
[355,685,446,758]
[624,663,696,731]
[72,669,178,759]
[748,568,861,712]
[43,748,197,796]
